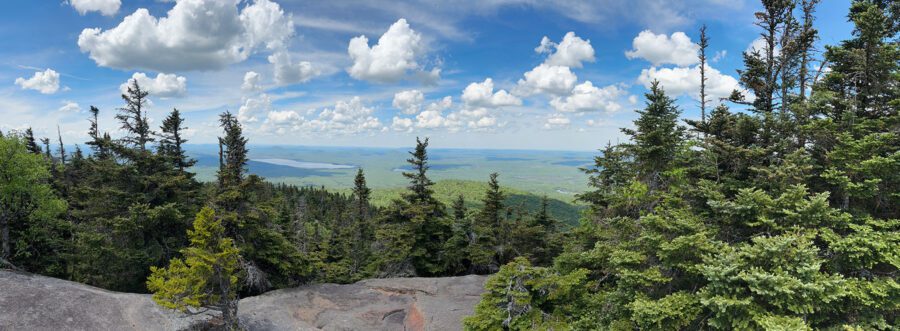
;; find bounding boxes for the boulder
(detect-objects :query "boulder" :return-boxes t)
[0,270,487,331]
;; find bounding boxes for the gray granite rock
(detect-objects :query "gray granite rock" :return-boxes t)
[0,270,486,331]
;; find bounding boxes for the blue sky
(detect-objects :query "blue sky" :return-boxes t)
[0,0,853,151]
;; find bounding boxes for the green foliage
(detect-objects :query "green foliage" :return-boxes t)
[468,4,900,326]
[148,207,241,329]
[365,179,584,226]
[464,258,589,331]
[0,134,68,274]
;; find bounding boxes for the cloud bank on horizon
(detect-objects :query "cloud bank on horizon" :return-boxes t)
[0,0,851,150]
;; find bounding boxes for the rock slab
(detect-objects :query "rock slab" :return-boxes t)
[0,270,486,331]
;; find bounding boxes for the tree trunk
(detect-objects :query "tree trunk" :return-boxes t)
[216,266,240,330]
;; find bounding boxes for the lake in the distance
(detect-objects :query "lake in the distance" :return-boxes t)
[253,158,356,169]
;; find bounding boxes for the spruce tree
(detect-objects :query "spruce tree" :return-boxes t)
[470,173,505,273]
[40,137,51,160]
[147,207,241,330]
[55,126,66,165]
[373,137,449,276]
[698,25,710,127]
[452,194,467,221]
[352,168,371,220]
[23,127,41,154]
[622,81,684,190]
[403,137,438,206]
[85,106,111,159]
[116,80,154,152]
[217,111,248,190]
[349,168,372,277]
[157,109,195,172]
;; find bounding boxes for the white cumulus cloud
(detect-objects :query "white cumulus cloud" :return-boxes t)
[626,30,700,66]
[637,64,740,103]
[268,50,320,85]
[77,0,294,72]
[347,18,439,83]
[535,32,595,68]
[120,72,187,98]
[69,0,120,16]
[462,78,522,108]
[242,71,262,92]
[391,117,414,132]
[15,69,61,94]
[416,96,456,129]
[238,93,272,123]
[515,64,578,96]
[550,81,625,113]
[393,90,425,115]
[543,114,571,130]
[307,97,383,134]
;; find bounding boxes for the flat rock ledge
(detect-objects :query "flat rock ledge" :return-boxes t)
[0,270,487,331]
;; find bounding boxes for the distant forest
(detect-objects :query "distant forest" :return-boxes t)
[1,79,565,328]
[2,0,899,330]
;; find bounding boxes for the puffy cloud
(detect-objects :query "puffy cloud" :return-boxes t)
[69,0,120,16]
[266,110,302,124]
[461,78,522,108]
[238,93,272,123]
[120,72,187,98]
[393,89,425,114]
[240,0,294,50]
[268,50,320,85]
[416,96,456,129]
[535,32,595,68]
[445,105,503,132]
[550,81,625,113]
[77,0,294,72]
[625,30,699,66]
[391,117,414,132]
[257,97,385,135]
[347,18,439,83]
[470,115,498,129]
[637,64,740,102]
[307,97,383,134]
[263,109,305,135]
[15,69,60,94]
[543,114,571,130]
[390,96,461,132]
[515,64,578,96]
[58,101,82,113]
[242,71,262,92]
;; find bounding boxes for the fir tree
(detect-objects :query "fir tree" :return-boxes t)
[54,126,66,165]
[157,109,195,172]
[23,127,41,154]
[147,207,241,330]
[116,80,154,152]
[403,137,438,205]
[622,81,684,190]
[698,25,710,127]
[217,111,248,190]
[85,106,111,159]
[349,168,372,277]
[352,168,371,220]
[452,194,467,221]
[470,173,505,273]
